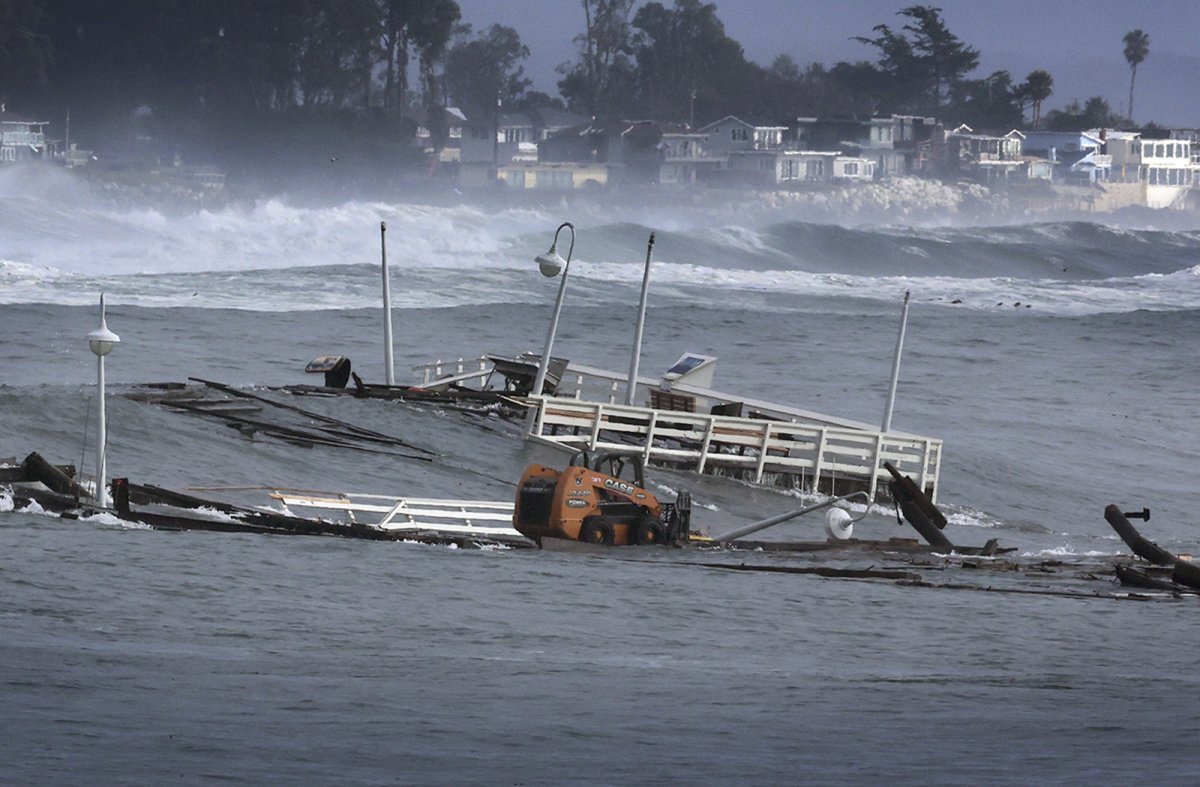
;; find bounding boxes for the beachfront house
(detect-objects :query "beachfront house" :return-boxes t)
[1021,130,1109,184]
[794,116,906,178]
[658,126,723,185]
[1106,132,1195,208]
[722,149,803,186]
[0,109,49,163]
[718,149,872,186]
[460,107,588,166]
[937,125,1025,181]
[494,161,609,191]
[538,119,664,185]
[413,106,467,163]
[698,116,788,154]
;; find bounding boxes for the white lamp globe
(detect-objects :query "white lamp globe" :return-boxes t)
[88,324,120,357]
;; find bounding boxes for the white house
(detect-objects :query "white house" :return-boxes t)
[724,149,865,185]
[698,116,788,154]
[938,125,1025,180]
[658,129,723,185]
[460,107,589,166]
[0,110,48,163]
[1106,131,1195,208]
[414,106,467,162]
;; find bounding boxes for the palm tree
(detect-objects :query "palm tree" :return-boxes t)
[1023,70,1054,129]
[1122,29,1149,122]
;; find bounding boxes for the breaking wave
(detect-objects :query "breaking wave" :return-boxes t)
[1,165,1198,316]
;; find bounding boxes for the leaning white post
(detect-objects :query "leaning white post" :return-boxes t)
[625,232,655,406]
[881,290,911,433]
[380,221,395,386]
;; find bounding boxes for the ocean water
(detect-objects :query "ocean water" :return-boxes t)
[3,164,1200,783]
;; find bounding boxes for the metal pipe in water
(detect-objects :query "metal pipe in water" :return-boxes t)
[712,491,871,543]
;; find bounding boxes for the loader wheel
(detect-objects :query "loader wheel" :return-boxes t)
[633,517,666,546]
[580,516,615,545]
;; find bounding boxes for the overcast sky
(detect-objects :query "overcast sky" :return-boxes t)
[455,0,1200,126]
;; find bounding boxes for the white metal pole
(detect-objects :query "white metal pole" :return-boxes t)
[625,232,655,406]
[381,221,395,386]
[96,349,107,508]
[87,293,119,509]
[881,290,911,433]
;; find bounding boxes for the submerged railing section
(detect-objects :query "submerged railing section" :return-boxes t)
[270,490,519,537]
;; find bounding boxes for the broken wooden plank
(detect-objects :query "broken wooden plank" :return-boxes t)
[190,377,435,455]
[21,452,86,498]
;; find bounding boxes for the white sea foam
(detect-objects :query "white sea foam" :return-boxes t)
[945,508,1002,528]
[3,180,1198,315]
[0,489,13,512]
[81,510,151,529]
[5,252,1197,315]
[1020,545,1121,558]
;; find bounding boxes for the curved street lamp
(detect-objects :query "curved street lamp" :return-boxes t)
[86,293,120,508]
[530,221,575,403]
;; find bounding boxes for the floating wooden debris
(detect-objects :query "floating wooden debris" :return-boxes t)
[5,449,1197,604]
[1105,504,1200,591]
[126,379,435,461]
[2,452,530,549]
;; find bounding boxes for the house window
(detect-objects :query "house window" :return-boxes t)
[806,159,824,178]
[844,162,859,176]
[536,170,573,189]
[504,170,526,188]
[731,127,748,141]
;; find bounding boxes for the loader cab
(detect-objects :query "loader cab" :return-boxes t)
[567,450,646,490]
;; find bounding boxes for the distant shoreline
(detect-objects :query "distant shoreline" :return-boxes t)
[4,161,1197,226]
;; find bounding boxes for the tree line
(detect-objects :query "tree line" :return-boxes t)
[0,0,1154,161]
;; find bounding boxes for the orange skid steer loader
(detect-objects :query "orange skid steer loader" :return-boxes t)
[513,450,691,547]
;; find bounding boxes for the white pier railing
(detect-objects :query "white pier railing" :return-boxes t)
[411,354,942,502]
[526,397,940,503]
[269,490,521,538]
[412,357,493,388]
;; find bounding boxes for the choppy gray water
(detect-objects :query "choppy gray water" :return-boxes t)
[3,167,1200,783]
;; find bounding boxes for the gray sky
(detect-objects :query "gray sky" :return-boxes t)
[455,0,1200,126]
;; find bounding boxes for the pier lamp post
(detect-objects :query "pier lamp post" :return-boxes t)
[624,232,655,406]
[528,222,576,433]
[86,293,120,508]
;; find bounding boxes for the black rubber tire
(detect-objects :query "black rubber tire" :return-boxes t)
[632,518,666,546]
[579,516,615,545]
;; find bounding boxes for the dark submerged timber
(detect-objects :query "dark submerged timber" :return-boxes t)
[4,448,1196,602]
[3,452,531,550]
